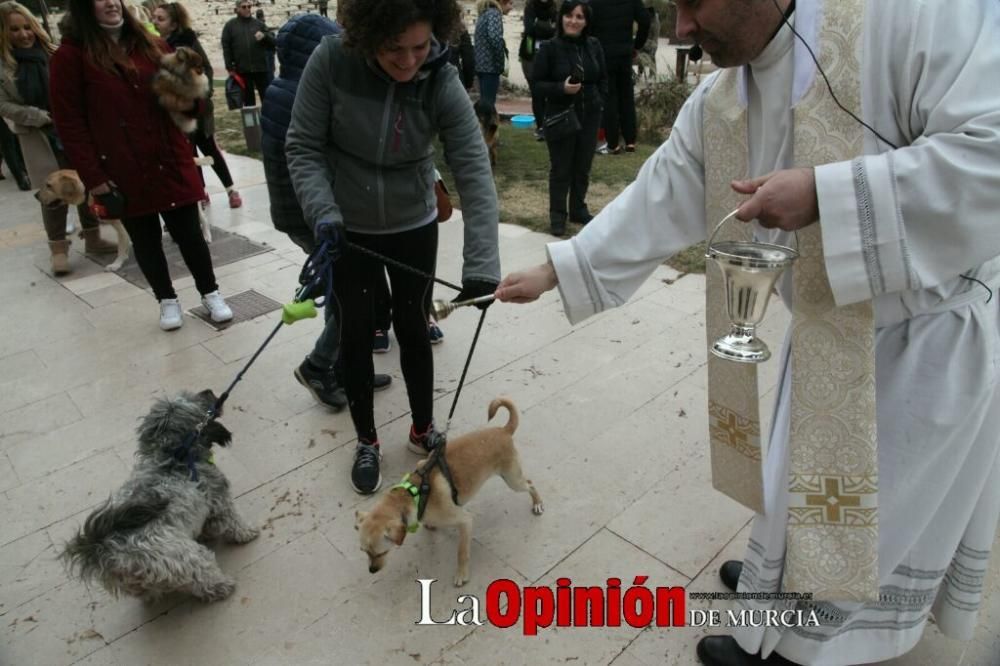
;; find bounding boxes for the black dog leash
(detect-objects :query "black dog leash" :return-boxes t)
[173,239,490,483]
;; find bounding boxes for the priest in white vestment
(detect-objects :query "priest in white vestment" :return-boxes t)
[495,0,1000,664]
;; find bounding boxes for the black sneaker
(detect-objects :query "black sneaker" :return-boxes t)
[294,358,348,410]
[373,373,392,392]
[428,318,444,345]
[408,423,445,455]
[373,329,391,354]
[351,440,382,494]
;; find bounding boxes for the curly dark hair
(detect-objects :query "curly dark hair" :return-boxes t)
[342,0,462,57]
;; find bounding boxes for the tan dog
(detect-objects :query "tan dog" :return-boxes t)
[356,397,543,587]
[151,47,210,134]
[36,170,131,272]
[474,100,500,169]
[36,169,214,272]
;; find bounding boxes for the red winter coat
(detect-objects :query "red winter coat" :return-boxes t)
[49,37,204,218]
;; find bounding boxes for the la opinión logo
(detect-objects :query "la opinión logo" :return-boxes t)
[415,578,820,635]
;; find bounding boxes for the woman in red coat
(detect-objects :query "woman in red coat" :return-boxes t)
[50,0,232,331]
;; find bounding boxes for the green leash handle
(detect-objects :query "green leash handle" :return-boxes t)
[282,299,318,325]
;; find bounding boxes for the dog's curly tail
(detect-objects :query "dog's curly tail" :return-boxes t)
[60,496,169,581]
[487,397,519,435]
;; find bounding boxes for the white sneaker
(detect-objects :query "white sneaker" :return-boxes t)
[159,298,183,331]
[201,290,233,323]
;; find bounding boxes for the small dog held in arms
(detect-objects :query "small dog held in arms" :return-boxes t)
[151,46,210,134]
[356,397,543,587]
[61,390,259,602]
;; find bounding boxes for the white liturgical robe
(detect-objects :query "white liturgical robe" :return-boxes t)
[547,0,1000,663]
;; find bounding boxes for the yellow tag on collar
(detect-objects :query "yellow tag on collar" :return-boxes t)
[392,473,421,533]
[206,453,215,465]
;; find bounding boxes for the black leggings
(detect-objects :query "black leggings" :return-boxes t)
[333,222,437,442]
[190,129,234,189]
[121,204,218,301]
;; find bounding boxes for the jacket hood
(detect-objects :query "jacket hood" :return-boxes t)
[276,13,341,81]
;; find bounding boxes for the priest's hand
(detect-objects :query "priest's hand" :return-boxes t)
[495,262,558,304]
[731,168,819,231]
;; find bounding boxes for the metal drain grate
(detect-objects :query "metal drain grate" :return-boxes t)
[189,289,283,330]
[91,226,273,289]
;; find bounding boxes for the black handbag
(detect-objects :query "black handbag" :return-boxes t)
[543,107,581,141]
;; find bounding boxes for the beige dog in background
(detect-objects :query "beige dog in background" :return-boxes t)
[36,167,214,272]
[356,397,544,587]
[36,170,131,272]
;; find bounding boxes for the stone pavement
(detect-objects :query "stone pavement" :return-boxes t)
[0,154,996,666]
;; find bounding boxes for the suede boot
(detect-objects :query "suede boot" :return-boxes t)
[82,226,118,254]
[49,239,71,275]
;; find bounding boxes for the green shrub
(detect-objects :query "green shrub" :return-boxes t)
[635,75,693,142]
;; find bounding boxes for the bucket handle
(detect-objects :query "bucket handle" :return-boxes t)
[706,207,799,253]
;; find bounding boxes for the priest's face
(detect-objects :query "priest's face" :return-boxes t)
[674,0,790,67]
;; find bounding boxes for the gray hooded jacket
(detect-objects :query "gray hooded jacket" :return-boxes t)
[285,35,500,284]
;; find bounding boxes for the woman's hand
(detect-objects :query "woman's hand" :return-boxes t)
[495,262,559,304]
[563,77,581,95]
[731,168,820,231]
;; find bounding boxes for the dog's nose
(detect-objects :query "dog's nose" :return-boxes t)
[369,565,380,574]
[33,191,40,201]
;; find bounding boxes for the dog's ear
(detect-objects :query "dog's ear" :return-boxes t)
[200,421,232,447]
[387,521,407,546]
[56,174,85,204]
[354,510,367,530]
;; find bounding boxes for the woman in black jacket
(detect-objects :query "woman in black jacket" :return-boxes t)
[533,0,607,236]
[518,0,557,137]
[152,2,242,208]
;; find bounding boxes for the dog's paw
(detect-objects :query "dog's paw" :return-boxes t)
[106,259,125,272]
[532,501,545,515]
[453,571,469,587]
[229,526,260,544]
[198,578,236,602]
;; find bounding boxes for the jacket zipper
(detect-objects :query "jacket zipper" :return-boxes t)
[377,83,396,229]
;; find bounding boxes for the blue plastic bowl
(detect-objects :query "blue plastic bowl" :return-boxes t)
[511,114,535,129]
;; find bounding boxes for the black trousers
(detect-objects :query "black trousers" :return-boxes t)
[190,130,234,189]
[333,222,438,442]
[546,107,601,224]
[0,119,28,185]
[602,56,638,149]
[240,71,273,107]
[121,204,218,300]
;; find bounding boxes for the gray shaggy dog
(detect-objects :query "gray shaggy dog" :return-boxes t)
[61,390,259,602]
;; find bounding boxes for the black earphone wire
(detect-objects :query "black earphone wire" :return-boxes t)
[771,0,992,302]
[769,0,897,151]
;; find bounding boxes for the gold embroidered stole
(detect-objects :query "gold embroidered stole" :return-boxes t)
[704,0,879,601]
[703,72,765,515]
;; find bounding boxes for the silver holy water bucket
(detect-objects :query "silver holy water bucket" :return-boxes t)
[705,210,798,363]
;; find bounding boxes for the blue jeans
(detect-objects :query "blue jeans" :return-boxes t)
[477,72,500,108]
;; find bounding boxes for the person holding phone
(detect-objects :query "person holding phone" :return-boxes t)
[532,0,607,236]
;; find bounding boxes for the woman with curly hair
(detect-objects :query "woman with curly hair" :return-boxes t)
[286,0,500,495]
[50,0,232,330]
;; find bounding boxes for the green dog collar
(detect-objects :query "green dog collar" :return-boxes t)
[392,474,421,533]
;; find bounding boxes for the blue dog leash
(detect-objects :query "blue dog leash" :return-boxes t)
[173,237,485,481]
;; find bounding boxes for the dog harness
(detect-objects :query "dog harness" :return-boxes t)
[393,475,423,533]
[394,441,462,530]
